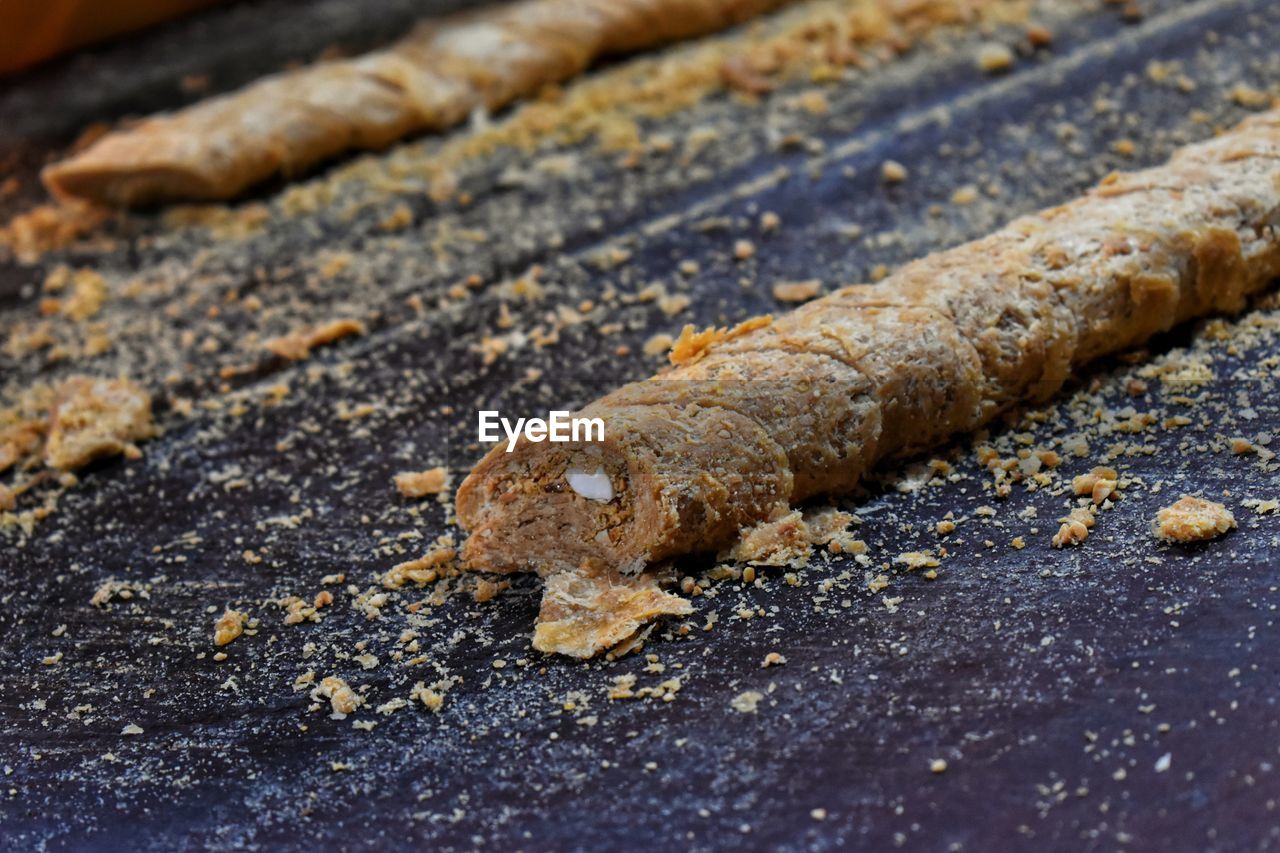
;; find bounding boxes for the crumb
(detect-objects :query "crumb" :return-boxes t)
[608,674,638,700]
[394,466,450,498]
[316,676,360,716]
[730,690,764,713]
[643,332,674,356]
[1243,498,1278,516]
[1051,507,1095,548]
[725,510,812,566]
[382,535,456,588]
[472,577,509,602]
[668,316,771,366]
[410,681,446,712]
[1072,466,1120,504]
[264,318,365,361]
[771,280,822,303]
[895,551,939,570]
[1153,496,1236,543]
[213,608,247,646]
[930,758,948,773]
[1229,83,1271,109]
[881,160,908,184]
[43,377,156,470]
[1230,437,1254,455]
[976,42,1015,73]
[378,203,413,232]
[733,239,756,261]
[658,292,692,317]
[796,90,830,115]
[1026,24,1053,47]
[41,268,108,321]
[762,652,787,668]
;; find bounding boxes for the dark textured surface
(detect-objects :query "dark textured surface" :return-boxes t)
[2,0,1280,850]
[0,0,479,141]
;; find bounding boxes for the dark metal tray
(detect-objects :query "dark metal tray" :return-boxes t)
[2,0,1279,848]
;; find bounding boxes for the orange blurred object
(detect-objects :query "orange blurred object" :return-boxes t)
[0,0,224,75]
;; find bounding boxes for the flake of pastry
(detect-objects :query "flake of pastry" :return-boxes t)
[43,377,156,471]
[533,565,692,659]
[1152,496,1236,543]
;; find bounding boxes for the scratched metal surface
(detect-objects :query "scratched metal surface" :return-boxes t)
[2,0,1280,849]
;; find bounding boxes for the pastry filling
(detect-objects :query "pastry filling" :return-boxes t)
[566,467,613,502]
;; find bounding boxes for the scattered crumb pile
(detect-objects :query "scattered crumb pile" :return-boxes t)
[1,376,155,526]
[723,507,861,568]
[286,0,1035,214]
[381,534,458,589]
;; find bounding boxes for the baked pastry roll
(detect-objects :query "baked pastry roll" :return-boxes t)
[42,0,794,205]
[457,110,1280,656]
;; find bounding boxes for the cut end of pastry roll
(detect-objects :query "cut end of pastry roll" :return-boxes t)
[40,114,258,206]
[458,441,644,575]
[532,565,693,659]
[42,158,220,208]
[456,403,793,575]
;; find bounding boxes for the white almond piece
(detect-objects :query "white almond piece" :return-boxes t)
[567,467,613,502]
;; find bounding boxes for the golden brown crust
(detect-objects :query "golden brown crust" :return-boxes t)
[42,0,796,206]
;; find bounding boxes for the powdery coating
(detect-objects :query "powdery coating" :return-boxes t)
[457,110,1280,656]
[42,0,796,206]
